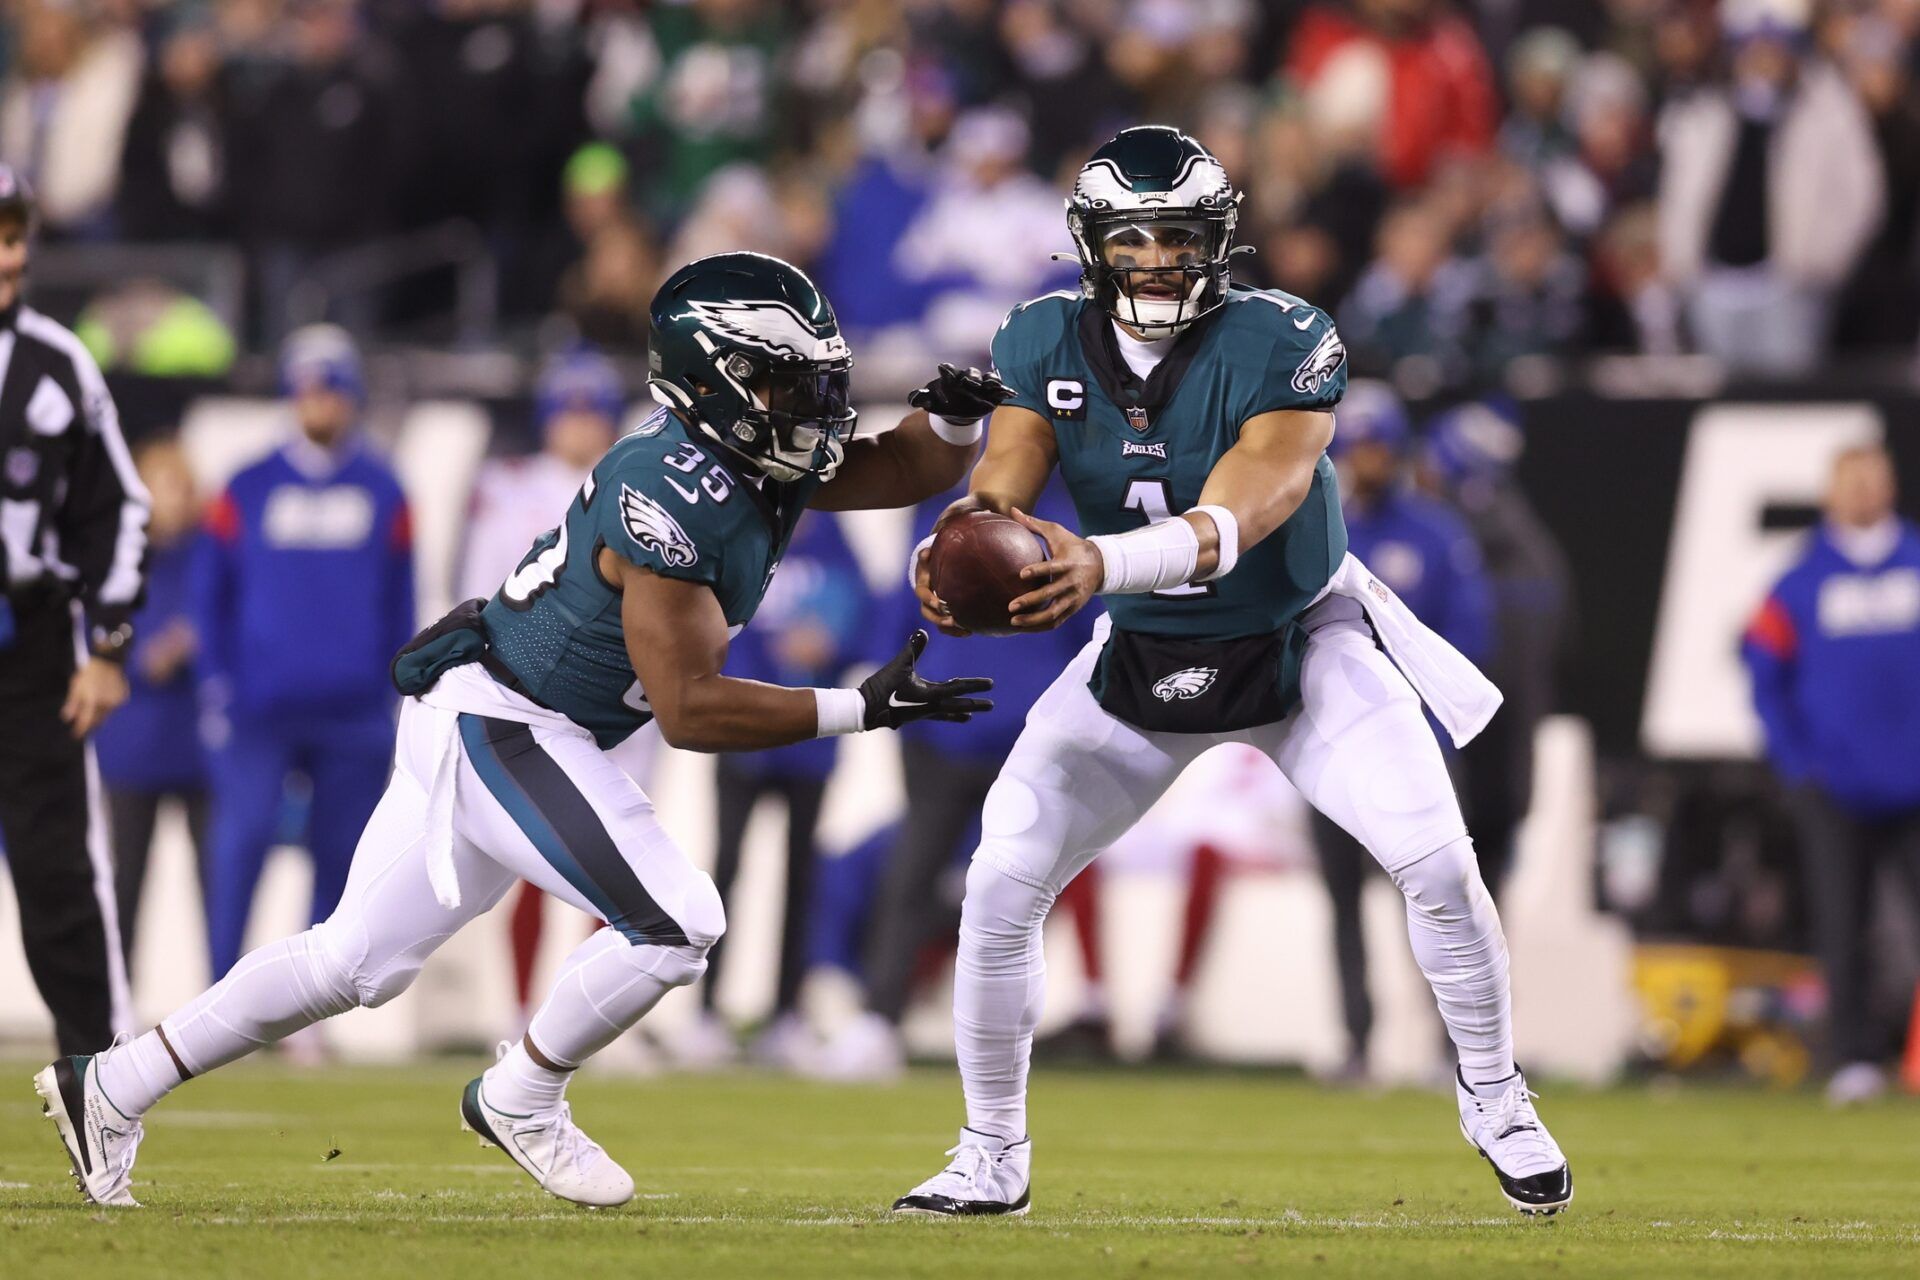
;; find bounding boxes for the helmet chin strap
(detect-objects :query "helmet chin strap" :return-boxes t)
[1113,274,1211,336]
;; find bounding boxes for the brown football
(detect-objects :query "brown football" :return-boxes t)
[929,510,1049,636]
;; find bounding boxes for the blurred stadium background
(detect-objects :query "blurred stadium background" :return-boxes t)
[0,0,1918,1106]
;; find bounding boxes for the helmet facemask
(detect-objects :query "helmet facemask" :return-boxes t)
[1070,203,1239,337]
[1088,216,1225,336]
[653,347,857,484]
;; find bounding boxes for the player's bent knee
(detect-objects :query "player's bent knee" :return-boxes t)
[672,872,727,952]
[1391,837,1492,920]
[355,959,426,1008]
[621,937,711,989]
[300,923,389,1014]
[962,855,1055,936]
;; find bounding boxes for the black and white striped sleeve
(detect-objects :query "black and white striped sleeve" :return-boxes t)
[28,314,151,633]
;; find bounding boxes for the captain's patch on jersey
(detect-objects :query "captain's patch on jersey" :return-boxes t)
[1046,378,1087,420]
[619,484,699,568]
[1152,666,1217,701]
[1291,327,1347,397]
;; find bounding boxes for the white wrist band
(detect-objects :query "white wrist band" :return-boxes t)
[928,414,985,446]
[1088,517,1200,594]
[906,533,937,590]
[812,686,867,737]
[1192,504,1240,582]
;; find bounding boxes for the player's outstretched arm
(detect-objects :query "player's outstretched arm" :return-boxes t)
[1003,408,1333,629]
[613,552,991,751]
[812,365,1013,512]
[912,403,1059,635]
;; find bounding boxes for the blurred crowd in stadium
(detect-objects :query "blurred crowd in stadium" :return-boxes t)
[3,0,1919,381]
[3,0,1919,1097]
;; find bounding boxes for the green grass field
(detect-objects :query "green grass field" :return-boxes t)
[3,1060,1918,1278]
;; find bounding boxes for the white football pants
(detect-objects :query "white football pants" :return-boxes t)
[121,676,723,1106]
[955,594,1514,1140]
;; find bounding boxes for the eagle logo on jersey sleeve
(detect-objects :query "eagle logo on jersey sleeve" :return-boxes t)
[1291,327,1348,396]
[619,484,699,568]
[1152,666,1218,701]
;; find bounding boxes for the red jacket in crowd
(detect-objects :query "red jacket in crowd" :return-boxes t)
[1287,4,1498,189]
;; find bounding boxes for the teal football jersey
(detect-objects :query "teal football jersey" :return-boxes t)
[990,286,1349,641]
[482,406,817,747]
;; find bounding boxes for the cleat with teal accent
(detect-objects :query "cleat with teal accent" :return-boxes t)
[33,1052,144,1207]
[459,1074,634,1208]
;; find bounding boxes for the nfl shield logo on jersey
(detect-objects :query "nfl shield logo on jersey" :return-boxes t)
[1125,406,1150,432]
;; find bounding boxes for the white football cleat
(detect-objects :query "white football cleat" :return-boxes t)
[460,1074,634,1208]
[1457,1068,1572,1216]
[34,1052,144,1208]
[892,1127,1031,1216]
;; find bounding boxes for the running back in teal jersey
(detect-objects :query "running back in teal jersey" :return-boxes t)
[482,405,818,747]
[990,284,1349,643]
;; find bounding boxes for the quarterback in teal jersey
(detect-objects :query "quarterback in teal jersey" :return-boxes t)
[36,253,1011,1213]
[894,128,1571,1219]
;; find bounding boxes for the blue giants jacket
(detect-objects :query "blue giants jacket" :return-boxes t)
[192,440,415,722]
[1742,519,1920,817]
[94,533,208,792]
[1341,486,1493,664]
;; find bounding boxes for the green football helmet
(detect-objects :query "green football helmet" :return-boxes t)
[1066,126,1243,337]
[647,252,856,482]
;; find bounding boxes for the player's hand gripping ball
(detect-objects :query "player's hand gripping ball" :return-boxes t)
[928,510,1050,636]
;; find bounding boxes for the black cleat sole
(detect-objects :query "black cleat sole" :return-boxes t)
[892,1186,1032,1217]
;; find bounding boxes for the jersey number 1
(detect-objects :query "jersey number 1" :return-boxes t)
[1122,479,1211,599]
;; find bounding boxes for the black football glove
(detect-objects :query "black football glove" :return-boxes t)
[860,630,994,729]
[908,363,1015,424]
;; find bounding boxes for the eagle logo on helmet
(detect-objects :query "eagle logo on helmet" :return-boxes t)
[686,299,851,364]
[1152,666,1218,702]
[619,484,698,568]
[1070,153,1233,213]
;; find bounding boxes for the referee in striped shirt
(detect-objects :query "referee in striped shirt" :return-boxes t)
[0,166,150,1054]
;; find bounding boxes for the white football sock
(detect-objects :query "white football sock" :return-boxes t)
[94,1031,182,1119]
[484,1041,571,1115]
[98,929,360,1117]
[488,928,710,1115]
[1389,837,1513,1083]
[953,859,1053,1143]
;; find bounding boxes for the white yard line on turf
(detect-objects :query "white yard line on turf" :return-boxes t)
[2,1203,1916,1242]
